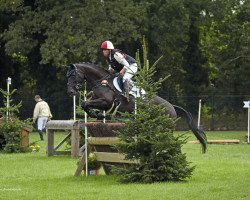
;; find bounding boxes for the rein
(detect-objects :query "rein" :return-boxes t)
[70,68,113,91]
[68,64,123,98]
[91,74,123,98]
[91,74,111,89]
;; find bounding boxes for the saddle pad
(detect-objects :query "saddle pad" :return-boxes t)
[113,77,145,97]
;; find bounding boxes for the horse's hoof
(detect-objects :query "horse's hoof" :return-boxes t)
[105,115,112,120]
[114,98,121,106]
[96,113,105,120]
[81,101,87,109]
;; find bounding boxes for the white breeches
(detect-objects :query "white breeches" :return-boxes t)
[123,63,138,82]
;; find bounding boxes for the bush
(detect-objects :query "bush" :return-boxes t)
[80,153,101,171]
[0,118,32,153]
[0,120,21,152]
[85,153,101,170]
[113,103,195,183]
[29,144,41,152]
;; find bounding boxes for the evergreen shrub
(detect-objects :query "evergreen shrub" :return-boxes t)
[0,88,32,153]
[112,37,195,183]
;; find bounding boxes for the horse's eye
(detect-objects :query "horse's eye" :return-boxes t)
[66,70,76,77]
[75,84,82,89]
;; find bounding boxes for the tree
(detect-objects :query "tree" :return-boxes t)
[181,0,210,112]
[0,87,32,153]
[113,38,194,183]
[4,0,146,67]
[200,0,250,113]
[139,0,190,100]
[0,0,24,90]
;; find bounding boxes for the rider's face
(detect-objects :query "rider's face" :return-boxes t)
[102,49,110,57]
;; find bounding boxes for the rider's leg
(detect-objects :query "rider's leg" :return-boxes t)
[123,63,138,80]
[123,79,130,101]
[123,64,138,101]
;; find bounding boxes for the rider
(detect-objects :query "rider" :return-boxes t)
[100,40,137,101]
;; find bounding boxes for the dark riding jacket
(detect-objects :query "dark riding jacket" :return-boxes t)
[106,49,136,72]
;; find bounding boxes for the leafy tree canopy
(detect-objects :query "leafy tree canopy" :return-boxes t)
[4,0,147,67]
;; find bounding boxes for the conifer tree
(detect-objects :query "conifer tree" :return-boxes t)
[0,88,31,152]
[113,38,195,183]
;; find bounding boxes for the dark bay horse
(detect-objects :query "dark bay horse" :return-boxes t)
[66,62,207,153]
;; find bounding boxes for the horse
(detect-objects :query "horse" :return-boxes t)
[66,62,207,153]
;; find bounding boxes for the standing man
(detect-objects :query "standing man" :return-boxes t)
[33,95,52,140]
[100,40,138,101]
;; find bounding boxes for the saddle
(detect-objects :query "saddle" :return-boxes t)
[112,76,145,98]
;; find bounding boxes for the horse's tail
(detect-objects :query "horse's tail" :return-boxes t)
[173,105,207,153]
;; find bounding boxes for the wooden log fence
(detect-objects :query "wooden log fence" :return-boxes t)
[45,120,136,171]
[187,139,240,144]
[74,122,137,176]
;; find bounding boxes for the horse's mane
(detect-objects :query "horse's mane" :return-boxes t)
[76,62,110,75]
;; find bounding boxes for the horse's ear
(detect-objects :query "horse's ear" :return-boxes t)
[66,64,76,77]
[69,64,77,70]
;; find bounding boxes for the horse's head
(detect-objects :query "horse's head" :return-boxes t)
[66,64,84,96]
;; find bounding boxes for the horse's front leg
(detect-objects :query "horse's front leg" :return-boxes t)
[81,98,112,119]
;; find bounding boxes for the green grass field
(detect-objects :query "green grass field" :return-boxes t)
[0,131,249,200]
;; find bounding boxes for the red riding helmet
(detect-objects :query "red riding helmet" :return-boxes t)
[101,41,114,50]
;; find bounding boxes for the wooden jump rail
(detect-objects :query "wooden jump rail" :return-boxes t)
[187,139,240,144]
[46,120,80,158]
[75,122,137,176]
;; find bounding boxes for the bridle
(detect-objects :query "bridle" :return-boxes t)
[66,67,83,90]
[66,64,112,91]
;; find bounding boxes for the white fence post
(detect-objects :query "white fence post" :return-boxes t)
[6,77,11,121]
[73,95,76,120]
[84,84,88,175]
[198,99,202,129]
[243,101,250,144]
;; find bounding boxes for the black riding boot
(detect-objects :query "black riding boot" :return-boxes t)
[123,80,130,102]
[38,130,44,141]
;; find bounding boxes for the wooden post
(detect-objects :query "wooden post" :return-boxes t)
[20,128,30,147]
[71,129,80,158]
[46,129,54,156]
[75,146,90,177]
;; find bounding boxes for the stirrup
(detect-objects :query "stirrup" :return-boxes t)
[126,95,130,102]
[122,92,130,102]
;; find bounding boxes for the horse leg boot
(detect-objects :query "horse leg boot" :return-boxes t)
[123,80,130,102]
[38,130,44,141]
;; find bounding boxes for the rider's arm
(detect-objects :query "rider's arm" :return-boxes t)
[114,52,130,69]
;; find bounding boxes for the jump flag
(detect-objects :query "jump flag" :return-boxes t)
[243,101,250,108]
